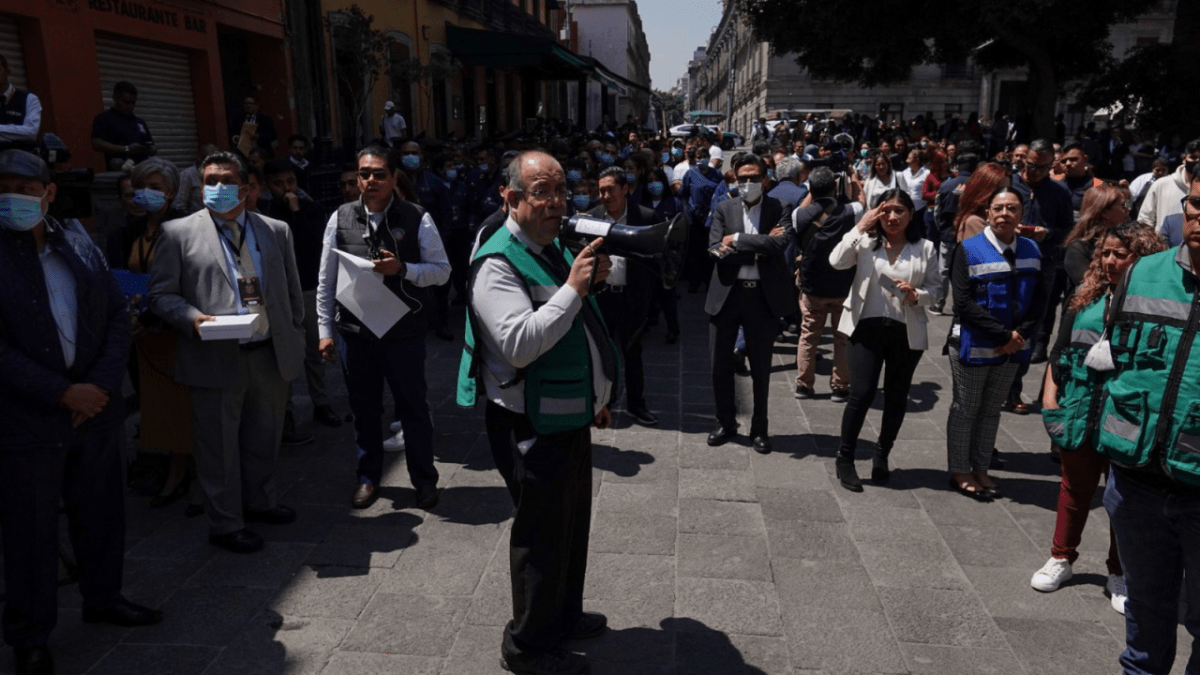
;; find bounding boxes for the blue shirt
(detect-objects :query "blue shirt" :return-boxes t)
[211,210,267,312]
[39,246,78,369]
[768,181,808,210]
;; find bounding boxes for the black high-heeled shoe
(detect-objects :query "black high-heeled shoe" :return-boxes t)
[835,457,863,492]
[871,449,891,485]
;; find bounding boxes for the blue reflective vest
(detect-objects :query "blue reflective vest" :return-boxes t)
[955,232,1042,365]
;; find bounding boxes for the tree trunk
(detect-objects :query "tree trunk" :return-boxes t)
[1024,57,1058,141]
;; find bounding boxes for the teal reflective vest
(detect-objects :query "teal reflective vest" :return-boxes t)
[456,225,618,435]
[1041,296,1108,451]
[1097,248,1200,487]
[953,232,1042,365]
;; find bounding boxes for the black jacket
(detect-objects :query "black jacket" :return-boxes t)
[0,218,130,448]
[706,196,795,319]
[263,199,327,291]
[794,199,857,298]
[587,202,659,324]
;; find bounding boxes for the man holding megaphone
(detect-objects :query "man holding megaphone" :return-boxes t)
[587,166,660,426]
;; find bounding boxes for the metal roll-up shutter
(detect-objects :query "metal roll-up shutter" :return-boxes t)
[0,16,27,89]
[95,34,197,168]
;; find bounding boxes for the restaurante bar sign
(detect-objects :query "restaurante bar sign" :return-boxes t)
[86,0,208,33]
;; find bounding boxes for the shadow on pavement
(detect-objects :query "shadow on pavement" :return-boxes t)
[569,617,769,674]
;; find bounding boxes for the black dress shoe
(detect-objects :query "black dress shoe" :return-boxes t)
[707,426,737,446]
[82,598,163,627]
[752,435,772,454]
[313,404,343,428]
[208,529,264,554]
[627,406,659,426]
[416,484,439,509]
[733,354,750,375]
[352,483,378,509]
[244,504,296,525]
[13,645,53,675]
[148,478,189,509]
[836,458,863,492]
[565,611,608,640]
[501,647,589,675]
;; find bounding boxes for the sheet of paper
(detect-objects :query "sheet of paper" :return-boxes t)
[198,314,260,341]
[877,274,900,296]
[236,121,258,157]
[333,249,410,338]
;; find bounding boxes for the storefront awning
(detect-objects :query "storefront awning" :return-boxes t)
[446,24,590,81]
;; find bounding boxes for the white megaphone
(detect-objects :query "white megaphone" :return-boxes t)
[559,213,689,288]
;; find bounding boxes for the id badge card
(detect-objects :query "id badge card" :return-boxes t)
[238,276,264,306]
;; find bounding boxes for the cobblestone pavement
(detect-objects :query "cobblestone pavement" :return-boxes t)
[3,292,1190,674]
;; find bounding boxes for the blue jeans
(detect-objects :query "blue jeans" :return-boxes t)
[339,332,437,488]
[1105,469,1200,675]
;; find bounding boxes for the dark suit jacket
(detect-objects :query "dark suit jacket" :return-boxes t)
[587,202,659,323]
[704,195,793,318]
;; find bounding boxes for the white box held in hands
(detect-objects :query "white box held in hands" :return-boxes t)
[198,314,261,341]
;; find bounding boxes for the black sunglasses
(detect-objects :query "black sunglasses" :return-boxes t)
[358,169,390,181]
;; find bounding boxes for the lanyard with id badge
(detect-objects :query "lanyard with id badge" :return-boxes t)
[218,220,264,310]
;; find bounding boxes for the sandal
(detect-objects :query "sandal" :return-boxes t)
[948,475,992,502]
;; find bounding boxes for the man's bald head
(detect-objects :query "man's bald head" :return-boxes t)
[505,151,567,246]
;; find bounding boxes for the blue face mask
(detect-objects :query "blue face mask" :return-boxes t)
[478,163,490,173]
[0,193,45,231]
[572,194,591,210]
[132,188,167,212]
[625,172,638,185]
[598,153,615,166]
[443,169,458,181]
[647,181,664,197]
[203,183,243,214]
[566,170,582,184]
[401,154,421,171]
[661,152,671,164]
[672,148,683,159]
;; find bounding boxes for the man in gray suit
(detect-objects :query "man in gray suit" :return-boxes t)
[149,151,306,554]
[705,152,793,454]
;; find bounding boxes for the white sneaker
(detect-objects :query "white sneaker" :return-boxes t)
[1031,557,1073,592]
[389,420,403,433]
[1107,574,1128,615]
[383,429,405,453]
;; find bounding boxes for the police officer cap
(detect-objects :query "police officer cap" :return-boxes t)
[0,150,50,183]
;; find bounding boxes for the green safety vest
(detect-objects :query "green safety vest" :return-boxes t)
[1096,248,1200,486]
[1041,295,1108,451]
[456,226,618,435]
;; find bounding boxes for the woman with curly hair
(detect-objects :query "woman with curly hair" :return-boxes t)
[952,162,1011,242]
[1030,221,1166,613]
[1060,183,1132,291]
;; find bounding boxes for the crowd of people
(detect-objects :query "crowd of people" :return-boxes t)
[2,62,1200,675]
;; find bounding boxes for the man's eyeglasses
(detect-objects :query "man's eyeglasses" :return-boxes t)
[1182,196,1200,213]
[357,169,390,181]
[736,175,764,184]
[1025,162,1054,173]
[521,187,570,204]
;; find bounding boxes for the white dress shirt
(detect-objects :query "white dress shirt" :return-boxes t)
[0,84,42,145]
[315,198,451,339]
[734,199,762,280]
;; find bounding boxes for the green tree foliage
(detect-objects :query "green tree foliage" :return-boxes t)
[656,89,686,126]
[1077,42,1200,140]
[736,0,1155,137]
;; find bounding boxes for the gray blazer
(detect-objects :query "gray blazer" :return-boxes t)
[148,209,306,389]
[704,195,794,318]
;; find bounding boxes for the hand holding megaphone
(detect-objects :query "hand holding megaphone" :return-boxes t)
[567,237,612,298]
[560,214,689,289]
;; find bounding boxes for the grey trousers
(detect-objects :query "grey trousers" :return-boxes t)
[946,357,1019,474]
[287,289,329,413]
[190,344,288,535]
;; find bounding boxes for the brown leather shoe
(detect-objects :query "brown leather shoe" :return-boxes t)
[351,483,377,509]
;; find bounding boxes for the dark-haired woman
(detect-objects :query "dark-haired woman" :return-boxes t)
[945,188,1046,500]
[1030,222,1165,612]
[828,189,941,491]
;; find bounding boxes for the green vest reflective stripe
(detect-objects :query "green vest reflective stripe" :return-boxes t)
[1096,249,1200,487]
[1041,296,1108,450]
[456,225,617,435]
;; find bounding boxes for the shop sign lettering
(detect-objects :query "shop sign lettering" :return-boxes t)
[86,0,208,34]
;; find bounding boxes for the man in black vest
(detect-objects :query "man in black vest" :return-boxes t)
[588,166,659,425]
[315,146,450,510]
[0,54,41,153]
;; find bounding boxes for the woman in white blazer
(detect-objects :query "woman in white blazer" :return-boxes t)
[828,188,942,492]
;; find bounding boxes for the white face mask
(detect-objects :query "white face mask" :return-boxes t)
[738,181,762,203]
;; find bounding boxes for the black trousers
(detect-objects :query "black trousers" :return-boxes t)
[484,401,528,505]
[838,319,924,459]
[0,426,126,648]
[597,289,647,410]
[503,424,592,658]
[444,228,472,302]
[711,283,777,436]
[646,284,680,333]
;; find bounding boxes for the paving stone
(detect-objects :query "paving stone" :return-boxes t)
[340,593,470,657]
[937,523,1042,568]
[440,624,505,675]
[16,610,130,675]
[583,596,677,630]
[678,498,766,536]
[765,520,860,562]
[679,468,758,501]
[123,516,220,562]
[841,504,942,544]
[126,586,272,646]
[772,558,882,612]
[749,452,833,490]
[464,569,511,627]
[899,642,1025,674]
[306,522,419,568]
[601,448,678,484]
[677,533,771,581]
[590,511,677,555]
[680,443,751,470]
[269,566,385,619]
[87,645,218,675]
[186,541,313,589]
[675,578,783,637]
[676,630,792,675]
[857,539,970,591]
[569,624,674,665]
[319,651,443,675]
[995,616,1122,675]
[585,553,675,602]
[876,587,1007,649]
[962,564,1099,621]
[596,482,679,516]
[204,614,354,675]
[757,488,844,522]
[781,605,906,674]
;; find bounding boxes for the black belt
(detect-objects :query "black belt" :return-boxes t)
[240,340,271,352]
[738,280,759,289]
[609,284,625,293]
